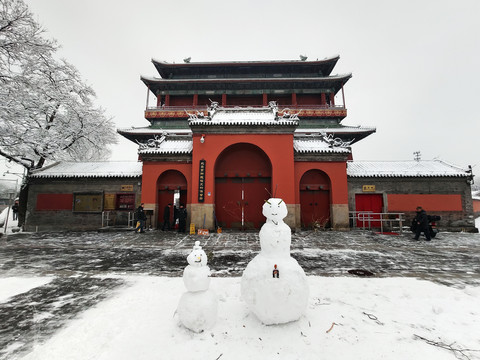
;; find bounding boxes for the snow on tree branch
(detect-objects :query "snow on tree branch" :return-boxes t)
[0,0,117,169]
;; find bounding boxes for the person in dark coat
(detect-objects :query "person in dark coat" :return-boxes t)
[12,201,19,221]
[135,203,147,233]
[162,203,172,231]
[413,206,431,241]
[178,204,187,233]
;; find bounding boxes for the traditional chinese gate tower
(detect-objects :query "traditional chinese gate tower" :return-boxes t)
[118,56,375,230]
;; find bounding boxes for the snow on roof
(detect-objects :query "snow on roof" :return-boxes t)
[294,139,351,154]
[30,161,143,179]
[347,160,469,178]
[151,55,340,67]
[117,127,192,135]
[141,74,351,83]
[295,125,376,134]
[139,139,192,154]
[189,107,298,126]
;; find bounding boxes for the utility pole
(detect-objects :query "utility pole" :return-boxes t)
[413,151,421,162]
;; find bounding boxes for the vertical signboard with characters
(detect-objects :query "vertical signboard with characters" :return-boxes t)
[198,160,206,202]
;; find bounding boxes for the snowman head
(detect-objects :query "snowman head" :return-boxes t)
[262,198,288,225]
[187,241,207,267]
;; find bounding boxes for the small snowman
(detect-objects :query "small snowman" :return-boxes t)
[177,241,217,332]
[241,198,309,325]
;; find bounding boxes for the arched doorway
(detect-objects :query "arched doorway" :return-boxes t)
[300,169,331,229]
[157,170,187,229]
[215,143,272,229]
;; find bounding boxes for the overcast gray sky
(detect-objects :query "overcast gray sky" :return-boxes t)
[9,0,480,177]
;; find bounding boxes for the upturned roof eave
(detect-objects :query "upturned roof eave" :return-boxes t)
[140,73,352,84]
[151,56,340,77]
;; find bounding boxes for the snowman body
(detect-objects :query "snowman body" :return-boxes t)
[177,241,217,332]
[241,198,309,325]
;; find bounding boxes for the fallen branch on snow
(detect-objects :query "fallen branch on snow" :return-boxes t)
[414,334,479,360]
[326,322,336,333]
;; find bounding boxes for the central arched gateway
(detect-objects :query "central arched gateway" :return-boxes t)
[215,143,272,229]
[157,170,187,229]
[300,169,331,229]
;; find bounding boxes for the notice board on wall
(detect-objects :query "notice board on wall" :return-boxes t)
[104,194,116,210]
[73,192,103,212]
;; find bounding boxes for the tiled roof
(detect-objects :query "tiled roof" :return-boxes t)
[117,127,192,135]
[294,139,351,154]
[139,139,192,154]
[189,108,298,126]
[30,161,143,178]
[347,160,469,178]
[295,126,376,134]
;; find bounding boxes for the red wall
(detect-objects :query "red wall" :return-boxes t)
[296,94,322,105]
[294,162,348,205]
[36,194,73,210]
[473,199,480,213]
[191,133,295,204]
[169,96,193,106]
[387,194,463,212]
[141,162,192,205]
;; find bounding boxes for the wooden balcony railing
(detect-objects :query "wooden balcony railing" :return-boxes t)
[145,104,347,119]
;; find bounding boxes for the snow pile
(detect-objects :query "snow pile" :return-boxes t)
[14,276,480,360]
[0,206,19,235]
[177,241,217,332]
[241,198,309,325]
[0,277,52,303]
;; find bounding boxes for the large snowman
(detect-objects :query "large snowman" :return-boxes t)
[241,198,309,325]
[177,241,217,332]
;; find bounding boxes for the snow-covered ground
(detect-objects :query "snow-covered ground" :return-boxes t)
[1,210,479,359]
[0,275,477,360]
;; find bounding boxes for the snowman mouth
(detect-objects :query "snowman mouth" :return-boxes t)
[272,220,278,225]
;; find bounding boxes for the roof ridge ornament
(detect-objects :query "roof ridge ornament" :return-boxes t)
[320,131,353,149]
[279,108,300,122]
[207,100,219,118]
[137,132,168,150]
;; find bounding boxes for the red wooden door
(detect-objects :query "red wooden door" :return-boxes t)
[355,194,383,228]
[215,178,243,229]
[215,178,270,229]
[243,178,271,228]
[300,190,330,228]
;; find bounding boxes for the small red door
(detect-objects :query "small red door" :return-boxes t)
[355,194,383,228]
[300,190,330,228]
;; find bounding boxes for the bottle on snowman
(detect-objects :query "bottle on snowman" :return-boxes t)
[241,198,309,325]
[177,241,217,332]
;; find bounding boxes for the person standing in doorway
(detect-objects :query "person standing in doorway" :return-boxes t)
[162,203,172,231]
[178,204,187,233]
[12,201,19,221]
[413,206,431,241]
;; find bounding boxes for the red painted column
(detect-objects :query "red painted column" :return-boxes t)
[292,93,297,106]
[329,93,335,106]
[263,93,268,106]
[193,94,198,108]
[321,93,326,106]
[222,94,227,106]
[165,94,170,106]
[156,94,162,107]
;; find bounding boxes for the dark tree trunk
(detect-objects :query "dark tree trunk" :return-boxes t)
[17,177,29,229]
